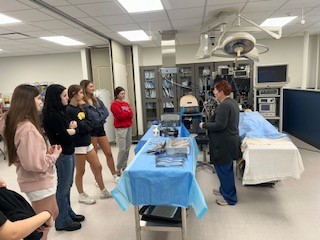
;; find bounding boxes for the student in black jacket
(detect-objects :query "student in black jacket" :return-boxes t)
[42,84,83,232]
[200,80,241,206]
[66,85,112,205]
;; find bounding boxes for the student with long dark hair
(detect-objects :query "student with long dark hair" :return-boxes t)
[0,84,62,240]
[42,84,83,231]
[66,85,112,205]
[80,80,119,183]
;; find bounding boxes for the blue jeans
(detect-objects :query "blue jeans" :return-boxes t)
[55,154,76,228]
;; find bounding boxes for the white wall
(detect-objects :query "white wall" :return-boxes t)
[140,36,304,88]
[0,52,82,93]
[258,37,304,88]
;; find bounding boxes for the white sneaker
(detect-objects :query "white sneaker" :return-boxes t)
[78,192,96,205]
[112,174,119,183]
[100,188,113,199]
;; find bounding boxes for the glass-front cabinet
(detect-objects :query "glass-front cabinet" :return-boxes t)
[141,67,159,130]
[140,66,178,132]
[177,64,195,101]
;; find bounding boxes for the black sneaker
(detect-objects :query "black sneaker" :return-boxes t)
[72,214,85,222]
[56,222,81,231]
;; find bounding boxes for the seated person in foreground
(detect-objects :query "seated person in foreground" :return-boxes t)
[0,178,53,240]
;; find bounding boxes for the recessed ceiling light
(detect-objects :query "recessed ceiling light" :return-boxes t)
[40,36,85,46]
[260,16,297,27]
[0,13,21,24]
[118,30,151,41]
[117,0,163,13]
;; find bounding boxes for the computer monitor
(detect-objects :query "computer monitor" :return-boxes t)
[255,64,288,87]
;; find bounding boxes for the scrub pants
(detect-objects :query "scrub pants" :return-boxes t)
[55,154,77,228]
[115,127,132,171]
[214,155,238,205]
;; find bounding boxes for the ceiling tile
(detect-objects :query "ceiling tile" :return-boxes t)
[281,0,320,9]
[56,6,90,18]
[167,7,204,20]
[130,11,168,23]
[0,0,31,11]
[165,0,206,10]
[95,15,134,25]
[171,18,203,28]
[76,2,125,17]
[41,0,71,6]
[2,23,42,32]
[30,20,72,30]
[76,17,104,27]
[7,9,55,22]
[50,28,88,36]
[244,0,288,13]
[108,23,141,32]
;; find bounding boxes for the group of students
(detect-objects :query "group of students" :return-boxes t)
[0,81,133,239]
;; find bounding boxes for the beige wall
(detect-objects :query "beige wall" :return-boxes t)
[0,52,82,93]
[140,36,305,88]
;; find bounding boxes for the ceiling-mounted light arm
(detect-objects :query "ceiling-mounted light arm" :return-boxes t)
[237,13,282,39]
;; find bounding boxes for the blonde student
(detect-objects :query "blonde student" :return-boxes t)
[80,80,119,183]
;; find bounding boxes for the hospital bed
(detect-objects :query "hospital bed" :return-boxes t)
[238,112,304,185]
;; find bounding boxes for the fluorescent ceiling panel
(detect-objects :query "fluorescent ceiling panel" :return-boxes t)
[40,36,85,46]
[0,13,21,24]
[118,30,150,41]
[260,16,297,27]
[117,0,163,13]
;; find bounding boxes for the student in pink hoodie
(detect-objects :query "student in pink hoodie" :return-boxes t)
[0,84,62,240]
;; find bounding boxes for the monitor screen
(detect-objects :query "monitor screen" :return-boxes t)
[257,65,287,85]
[260,104,270,111]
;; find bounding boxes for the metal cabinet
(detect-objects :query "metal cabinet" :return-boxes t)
[194,63,215,114]
[140,66,177,132]
[254,87,283,131]
[214,60,254,109]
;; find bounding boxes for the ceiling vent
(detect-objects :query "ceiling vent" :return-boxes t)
[160,30,177,72]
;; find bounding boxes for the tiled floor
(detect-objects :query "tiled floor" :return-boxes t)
[0,135,319,240]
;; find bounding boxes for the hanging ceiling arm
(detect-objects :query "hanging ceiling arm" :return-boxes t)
[238,13,282,40]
